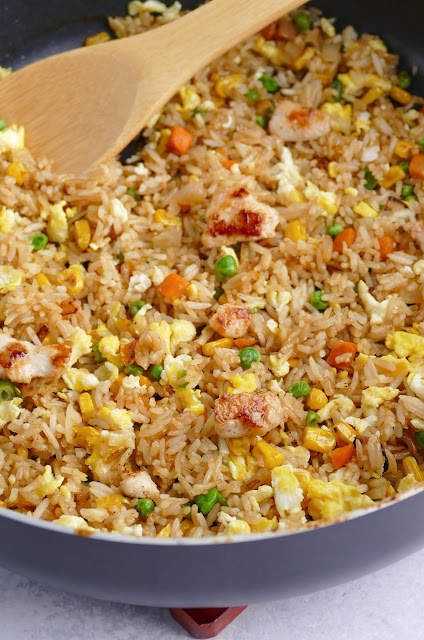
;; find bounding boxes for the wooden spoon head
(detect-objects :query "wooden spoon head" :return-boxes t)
[0,48,139,175]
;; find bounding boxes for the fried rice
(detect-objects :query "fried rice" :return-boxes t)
[0,3,423,538]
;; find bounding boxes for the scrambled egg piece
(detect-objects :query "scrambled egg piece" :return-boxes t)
[266,290,292,314]
[53,515,95,532]
[317,394,355,422]
[228,453,257,481]
[361,386,399,408]
[162,353,192,386]
[408,366,424,401]
[0,66,11,79]
[227,373,257,394]
[35,465,64,498]
[250,516,278,532]
[226,519,251,535]
[177,86,201,112]
[353,202,378,219]
[0,124,25,153]
[304,180,338,215]
[269,355,290,378]
[0,266,24,293]
[398,474,417,493]
[150,319,196,355]
[307,479,373,520]
[0,399,22,427]
[98,335,120,360]
[46,201,69,243]
[271,464,303,517]
[275,147,304,202]
[413,260,424,276]
[175,388,204,416]
[95,406,133,431]
[357,281,392,326]
[0,207,15,233]
[68,327,92,366]
[320,103,352,133]
[128,273,152,297]
[244,485,273,512]
[63,368,99,392]
[109,198,128,224]
[386,331,424,359]
[128,0,181,19]
[254,36,287,66]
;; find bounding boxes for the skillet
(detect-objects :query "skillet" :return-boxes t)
[0,0,423,608]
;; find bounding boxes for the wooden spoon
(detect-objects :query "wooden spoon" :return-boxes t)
[0,0,304,175]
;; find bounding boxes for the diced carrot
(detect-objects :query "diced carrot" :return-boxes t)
[409,153,424,180]
[234,337,256,349]
[261,22,277,40]
[331,443,356,469]
[378,236,396,261]
[158,273,190,301]
[326,340,358,370]
[167,125,194,155]
[333,228,357,254]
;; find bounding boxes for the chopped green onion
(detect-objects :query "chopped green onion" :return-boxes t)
[126,187,140,201]
[310,290,329,311]
[306,411,321,427]
[149,364,164,381]
[245,88,260,102]
[330,77,343,102]
[256,114,267,129]
[239,347,260,369]
[214,286,224,300]
[251,306,260,314]
[414,431,424,449]
[399,160,409,175]
[178,382,189,388]
[30,233,48,251]
[92,343,103,363]
[117,251,125,265]
[194,488,227,515]
[124,364,144,376]
[364,168,378,190]
[0,119,6,132]
[402,184,415,200]
[418,139,424,153]
[129,300,146,317]
[326,222,344,238]
[215,255,238,282]
[289,380,311,398]
[193,108,207,117]
[0,380,21,402]
[136,498,155,519]
[259,74,280,94]
[82,477,92,486]
[295,11,312,33]
[398,71,412,90]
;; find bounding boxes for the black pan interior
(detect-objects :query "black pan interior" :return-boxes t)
[1,0,423,97]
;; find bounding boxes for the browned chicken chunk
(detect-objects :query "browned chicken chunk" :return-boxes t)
[0,334,71,384]
[269,99,331,142]
[201,187,279,248]
[209,304,252,338]
[120,470,160,500]
[214,391,284,437]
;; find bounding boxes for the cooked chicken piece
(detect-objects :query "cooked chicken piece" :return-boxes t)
[201,187,279,248]
[209,304,252,338]
[269,99,331,142]
[214,391,284,437]
[406,221,424,252]
[0,334,71,384]
[120,470,160,500]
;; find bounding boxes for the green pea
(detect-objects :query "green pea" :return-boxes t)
[215,255,238,282]
[418,139,424,153]
[0,119,6,132]
[239,347,260,369]
[306,411,321,427]
[399,161,409,175]
[124,364,144,376]
[92,343,103,363]
[136,498,155,518]
[295,11,312,33]
[310,290,329,311]
[330,77,343,102]
[326,222,344,238]
[256,114,267,129]
[129,300,146,317]
[195,488,227,515]
[398,71,412,90]
[402,184,415,200]
[414,431,424,449]
[214,286,224,300]
[246,89,260,102]
[30,234,48,251]
[0,380,21,402]
[289,380,310,398]
[364,168,378,190]
[259,74,279,94]
[251,307,260,314]
[126,188,140,201]
[149,364,164,381]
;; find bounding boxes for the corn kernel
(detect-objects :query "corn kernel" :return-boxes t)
[153,208,182,227]
[250,516,278,533]
[344,187,358,196]
[386,485,396,497]
[57,266,84,295]
[73,425,99,448]
[78,392,94,421]
[215,73,246,98]
[288,358,299,368]
[353,201,378,219]
[394,140,418,159]
[293,469,312,491]
[228,437,251,456]
[180,520,192,534]
[157,128,171,155]
[285,220,307,242]
[402,456,424,482]
[306,389,328,410]
[17,446,28,459]
[85,32,111,46]
[334,421,357,444]
[138,375,151,387]
[253,440,285,470]
[96,494,125,511]
[303,427,336,453]
[379,165,406,189]
[368,38,387,53]
[188,175,199,183]
[157,522,173,537]
[327,162,337,178]
[110,372,125,396]
[202,338,234,356]
[116,317,132,333]
[390,86,413,105]
[254,37,289,66]
[360,86,384,106]
[36,273,50,288]
[292,46,316,71]
[6,161,27,185]
[74,219,91,251]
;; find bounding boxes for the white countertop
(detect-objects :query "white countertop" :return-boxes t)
[0,547,422,640]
